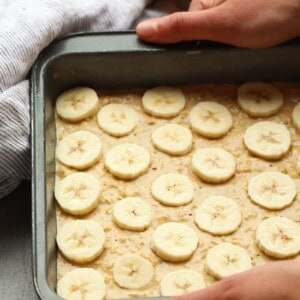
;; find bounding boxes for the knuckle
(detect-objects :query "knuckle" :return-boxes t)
[167,12,188,35]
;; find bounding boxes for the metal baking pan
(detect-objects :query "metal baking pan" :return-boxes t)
[31,32,300,299]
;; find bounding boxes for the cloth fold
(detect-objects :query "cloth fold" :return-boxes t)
[0,0,151,198]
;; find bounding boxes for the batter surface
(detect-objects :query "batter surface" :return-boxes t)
[55,84,300,299]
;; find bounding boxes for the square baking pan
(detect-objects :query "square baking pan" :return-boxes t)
[31,32,300,299]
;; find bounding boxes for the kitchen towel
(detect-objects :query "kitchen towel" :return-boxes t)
[0,0,155,198]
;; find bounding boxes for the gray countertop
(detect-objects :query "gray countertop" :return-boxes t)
[0,181,39,300]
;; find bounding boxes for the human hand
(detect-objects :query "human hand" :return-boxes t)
[136,0,300,48]
[171,260,300,300]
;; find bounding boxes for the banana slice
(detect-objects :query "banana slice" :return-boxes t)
[56,87,99,122]
[113,254,154,289]
[104,143,150,180]
[57,268,106,300]
[292,102,300,131]
[195,196,242,235]
[56,130,102,170]
[151,173,194,207]
[248,171,296,210]
[57,220,105,264]
[297,155,300,174]
[205,243,252,280]
[97,103,138,137]
[112,197,152,232]
[237,82,283,117]
[160,269,206,296]
[192,147,236,183]
[55,172,100,216]
[151,124,193,156]
[256,216,300,258]
[151,222,198,262]
[244,121,291,160]
[189,101,233,138]
[142,86,186,118]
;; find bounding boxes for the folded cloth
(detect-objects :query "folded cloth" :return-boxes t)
[0,0,154,198]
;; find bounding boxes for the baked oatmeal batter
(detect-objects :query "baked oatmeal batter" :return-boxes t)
[55,84,300,299]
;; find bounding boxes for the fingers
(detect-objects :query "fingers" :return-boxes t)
[136,4,238,44]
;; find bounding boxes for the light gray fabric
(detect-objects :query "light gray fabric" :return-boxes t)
[0,0,152,198]
[0,0,188,198]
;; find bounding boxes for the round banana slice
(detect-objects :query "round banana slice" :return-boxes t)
[151,222,198,262]
[151,124,193,156]
[189,101,233,138]
[160,269,206,296]
[142,86,186,118]
[56,130,102,170]
[248,171,296,210]
[237,82,283,117]
[195,196,242,235]
[55,172,101,216]
[205,243,252,280]
[104,143,150,180]
[57,220,105,264]
[151,173,194,207]
[57,268,106,300]
[56,87,99,122]
[113,254,154,289]
[292,102,300,131]
[112,197,152,231]
[97,103,138,137]
[256,216,300,258]
[192,147,236,183]
[244,121,291,160]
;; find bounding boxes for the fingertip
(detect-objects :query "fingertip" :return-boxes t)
[136,20,158,39]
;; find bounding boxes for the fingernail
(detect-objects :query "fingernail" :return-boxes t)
[137,20,157,37]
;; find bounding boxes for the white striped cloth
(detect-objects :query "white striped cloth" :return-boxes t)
[0,0,156,198]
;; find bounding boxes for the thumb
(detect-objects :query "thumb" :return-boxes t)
[136,5,237,44]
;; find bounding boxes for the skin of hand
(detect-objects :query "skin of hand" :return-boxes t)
[171,260,300,300]
[136,0,300,48]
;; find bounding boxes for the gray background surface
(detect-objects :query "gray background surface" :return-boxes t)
[0,181,39,300]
